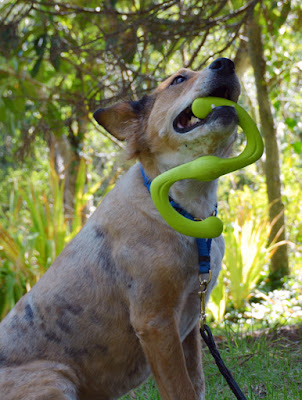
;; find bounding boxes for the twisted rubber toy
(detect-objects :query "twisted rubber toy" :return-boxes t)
[150,97,264,238]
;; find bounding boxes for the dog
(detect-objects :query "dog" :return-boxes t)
[0,57,240,400]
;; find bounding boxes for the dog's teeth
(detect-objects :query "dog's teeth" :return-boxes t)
[189,117,200,126]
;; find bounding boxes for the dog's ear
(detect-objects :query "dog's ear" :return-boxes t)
[93,103,136,141]
[93,96,152,141]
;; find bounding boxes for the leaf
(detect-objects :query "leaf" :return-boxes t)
[272,100,281,112]
[0,224,19,262]
[5,274,16,310]
[30,56,43,78]
[72,158,86,234]
[34,34,48,57]
[292,142,302,155]
[208,269,227,322]
[285,117,297,130]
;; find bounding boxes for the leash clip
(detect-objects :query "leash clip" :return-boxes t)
[198,270,211,331]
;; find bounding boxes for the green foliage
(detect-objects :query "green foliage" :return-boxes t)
[207,183,270,318]
[0,159,100,319]
[70,158,101,239]
[282,150,302,273]
[0,225,32,317]
[223,214,271,310]
[207,267,227,322]
[208,161,302,322]
[0,0,271,167]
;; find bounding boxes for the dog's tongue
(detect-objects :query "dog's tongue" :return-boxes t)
[177,109,202,130]
[178,113,189,130]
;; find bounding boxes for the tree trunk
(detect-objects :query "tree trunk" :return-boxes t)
[51,134,81,221]
[50,112,88,225]
[234,38,250,79]
[247,15,289,286]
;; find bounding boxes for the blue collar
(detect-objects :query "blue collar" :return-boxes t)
[140,165,214,274]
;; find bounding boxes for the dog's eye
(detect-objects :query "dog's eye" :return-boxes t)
[170,75,186,86]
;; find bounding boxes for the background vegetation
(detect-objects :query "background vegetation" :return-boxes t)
[0,0,301,397]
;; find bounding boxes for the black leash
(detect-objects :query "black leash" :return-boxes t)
[200,325,248,400]
[198,273,247,400]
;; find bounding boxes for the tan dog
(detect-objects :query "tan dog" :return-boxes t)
[0,58,240,400]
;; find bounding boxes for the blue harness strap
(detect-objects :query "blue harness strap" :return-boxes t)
[140,165,215,274]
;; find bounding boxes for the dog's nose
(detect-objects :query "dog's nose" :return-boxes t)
[209,58,235,75]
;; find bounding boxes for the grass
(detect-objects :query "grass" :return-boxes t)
[121,324,302,400]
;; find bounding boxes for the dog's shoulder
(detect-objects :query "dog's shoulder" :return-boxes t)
[93,163,159,228]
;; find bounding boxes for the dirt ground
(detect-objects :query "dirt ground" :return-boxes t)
[245,324,302,348]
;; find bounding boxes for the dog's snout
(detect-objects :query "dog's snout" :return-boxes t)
[209,58,235,75]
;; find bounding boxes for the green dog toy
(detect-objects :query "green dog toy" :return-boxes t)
[150,97,264,238]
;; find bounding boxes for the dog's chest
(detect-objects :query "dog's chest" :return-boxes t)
[176,274,200,340]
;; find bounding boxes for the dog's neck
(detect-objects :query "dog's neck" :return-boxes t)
[141,161,218,221]
[170,179,218,221]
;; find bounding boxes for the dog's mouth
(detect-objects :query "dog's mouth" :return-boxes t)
[173,85,235,134]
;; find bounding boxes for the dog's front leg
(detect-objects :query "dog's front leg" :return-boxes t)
[131,311,197,400]
[182,324,205,400]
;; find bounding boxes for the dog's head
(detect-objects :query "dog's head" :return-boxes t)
[94,58,240,177]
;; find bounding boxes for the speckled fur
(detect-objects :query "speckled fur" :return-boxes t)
[0,61,240,400]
